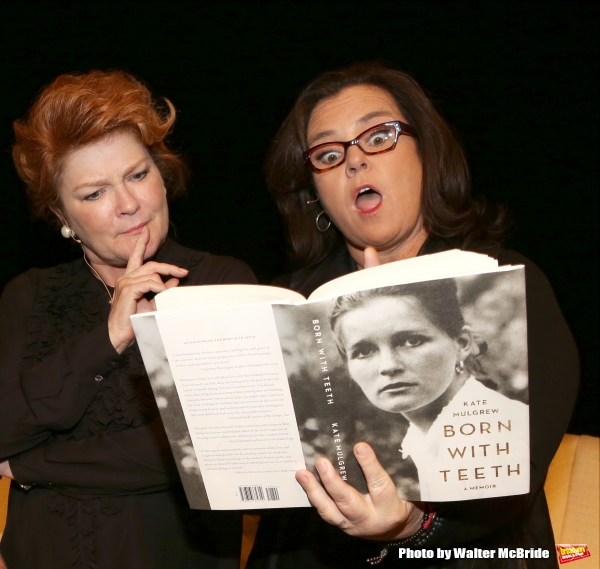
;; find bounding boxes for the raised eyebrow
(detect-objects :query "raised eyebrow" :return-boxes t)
[307,129,336,148]
[72,177,110,193]
[307,111,396,147]
[355,110,396,127]
[123,158,150,177]
[72,158,149,193]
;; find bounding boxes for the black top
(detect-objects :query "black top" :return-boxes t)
[248,236,580,569]
[0,238,256,569]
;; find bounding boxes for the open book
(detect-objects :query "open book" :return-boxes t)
[131,250,530,510]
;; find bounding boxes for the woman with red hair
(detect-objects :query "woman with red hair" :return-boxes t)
[0,71,253,569]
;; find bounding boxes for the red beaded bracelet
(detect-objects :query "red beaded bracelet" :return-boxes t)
[366,506,440,566]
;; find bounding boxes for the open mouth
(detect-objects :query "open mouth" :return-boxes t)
[355,186,382,213]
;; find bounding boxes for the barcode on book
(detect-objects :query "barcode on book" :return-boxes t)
[239,486,280,502]
[265,487,280,501]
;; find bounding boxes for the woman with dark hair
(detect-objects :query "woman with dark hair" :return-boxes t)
[330,280,528,502]
[247,62,579,568]
[0,71,254,569]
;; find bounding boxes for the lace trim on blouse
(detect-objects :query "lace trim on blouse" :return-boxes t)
[21,259,159,569]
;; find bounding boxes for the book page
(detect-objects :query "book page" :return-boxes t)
[309,250,503,300]
[156,284,305,311]
[154,303,310,509]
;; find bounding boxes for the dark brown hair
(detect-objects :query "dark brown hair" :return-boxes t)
[330,280,487,376]
[13,70,188,222]
[265,62,506,267]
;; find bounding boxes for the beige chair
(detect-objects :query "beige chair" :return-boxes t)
[241,514,260,569]
[545,434,599,568]
[0,476,9,541]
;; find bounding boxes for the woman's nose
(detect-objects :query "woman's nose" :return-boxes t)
[379,347,404,376]
[345,144,371,175]
[115,184,141,215]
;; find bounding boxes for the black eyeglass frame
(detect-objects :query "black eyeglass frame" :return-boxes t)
[303,120,418,174]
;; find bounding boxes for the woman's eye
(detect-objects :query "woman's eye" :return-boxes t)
[131,169,149,181]
[315,150,343,165]
[366,130,391,147]
[350,344,376,359]
[84,190,102,201]
[404,336,425,347]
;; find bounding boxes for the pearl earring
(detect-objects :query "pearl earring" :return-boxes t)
[455,360,465,375]
[60,225,81,243]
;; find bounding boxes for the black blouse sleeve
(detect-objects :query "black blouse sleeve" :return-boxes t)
[420,251,579,547]
[9,418,177,494]
[0,271,126,459]
[6,254,258,492]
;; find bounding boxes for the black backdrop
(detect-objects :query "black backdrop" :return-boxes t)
[1,1,597,436]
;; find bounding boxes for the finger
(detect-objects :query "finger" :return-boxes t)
[164,278,179,289]
[123,261,188,279]
[353,443,399,507]
[311,458,368,524]
[119,273,166,291]
[363,246,381,269]
[115,271,186,298]
[136,297,156,315]
[126,226,150,273]
[296,469,348,528]
[119,277,170,300]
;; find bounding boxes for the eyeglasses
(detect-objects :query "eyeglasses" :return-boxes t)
[303,120,417,173]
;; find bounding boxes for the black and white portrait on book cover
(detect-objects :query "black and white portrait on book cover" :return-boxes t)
[272,269,530,501]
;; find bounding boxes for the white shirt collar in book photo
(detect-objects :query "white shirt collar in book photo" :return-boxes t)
[399,376,530,502]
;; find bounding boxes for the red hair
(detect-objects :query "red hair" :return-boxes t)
[13,70,188,221]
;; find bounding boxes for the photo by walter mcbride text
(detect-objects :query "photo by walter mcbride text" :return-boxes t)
[397,547,552,560]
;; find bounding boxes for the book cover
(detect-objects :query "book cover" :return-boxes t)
[132,258,529,509]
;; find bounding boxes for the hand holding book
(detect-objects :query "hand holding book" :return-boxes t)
[295,251,430,543]
[296,441,424,541]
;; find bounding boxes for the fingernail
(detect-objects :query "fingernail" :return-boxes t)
[180,268,189,273]
[316,459,328,474]
[355,443,368,458]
